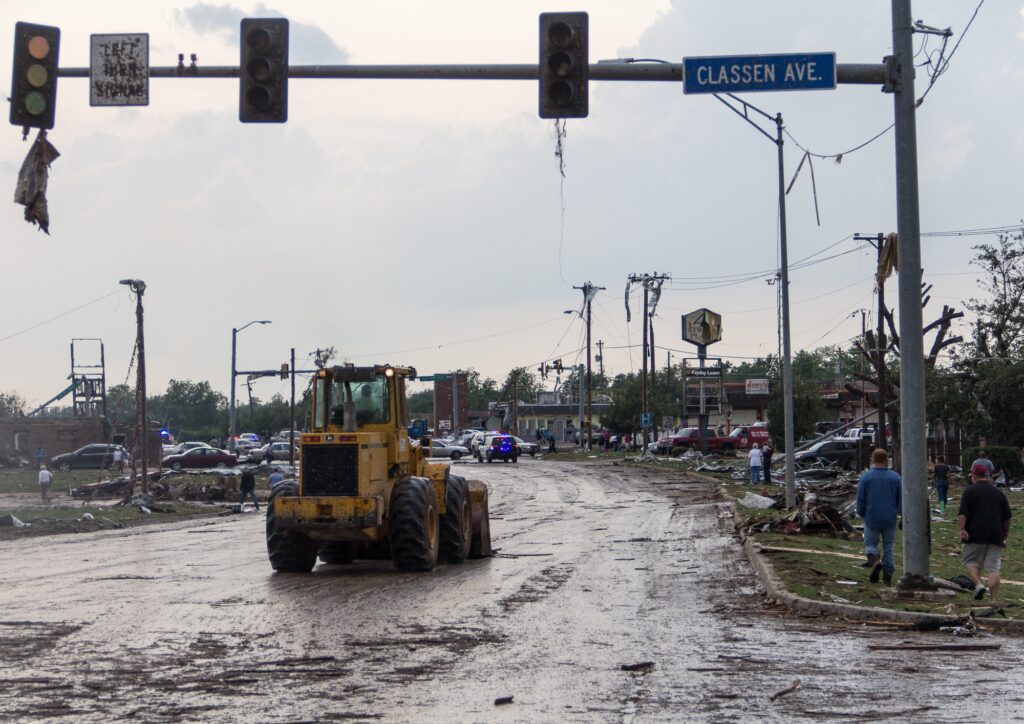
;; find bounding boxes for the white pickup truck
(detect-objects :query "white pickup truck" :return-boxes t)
[834,427,875,444]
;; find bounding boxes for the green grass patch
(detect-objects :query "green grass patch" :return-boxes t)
[750,480,1024,614]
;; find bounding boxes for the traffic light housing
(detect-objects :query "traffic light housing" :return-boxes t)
[538,12,588,119]
[239,18,288,123]
[280,363,289,380]
[10,22,60,130]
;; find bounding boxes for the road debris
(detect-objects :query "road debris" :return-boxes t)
[738,492,782,510]
[867,642,1001,651]
[0,513,27,527]
[621,661,655,672]
[494,696,514,706]
[769,678,801,701]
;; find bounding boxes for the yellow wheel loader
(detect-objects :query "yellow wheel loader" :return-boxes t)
[266,364,492,572]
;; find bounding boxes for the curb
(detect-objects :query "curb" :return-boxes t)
[741,537,1024,635]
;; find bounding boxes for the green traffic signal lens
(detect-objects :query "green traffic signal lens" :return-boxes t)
[24,91,46,115]
[26,63,48,87]
[247,86,273,112]
[27,35,51,59]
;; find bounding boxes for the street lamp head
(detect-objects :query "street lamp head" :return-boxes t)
[119,278,146,293]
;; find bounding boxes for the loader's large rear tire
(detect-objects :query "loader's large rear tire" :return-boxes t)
[440,474,472,564]
[266,481,317,573]
[319,542,362,565]
[389,477,440,571]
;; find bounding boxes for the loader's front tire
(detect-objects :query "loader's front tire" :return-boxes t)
[266,481,317,573]
[440,474,472,564]
[389,477,440,571]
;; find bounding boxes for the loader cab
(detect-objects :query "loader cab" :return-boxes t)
[312,364,412,433]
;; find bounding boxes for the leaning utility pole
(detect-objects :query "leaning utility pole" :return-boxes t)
[627,273,669,448]
[891,0,929,585]
[596,339,605,377]
[855,232,887,453]
[575,282,604,451]
[120,279,148,493]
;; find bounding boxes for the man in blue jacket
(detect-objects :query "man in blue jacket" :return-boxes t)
[856,448,902,585]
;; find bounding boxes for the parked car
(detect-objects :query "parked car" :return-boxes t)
[794,439,859,469]
[249,442,299,461]
[512,436,539,456]
[468,431,490,456]
[478,434,519,463]
[162,447,238,471]
[50,444,129,472]
[270,430,303,443]
[425,440,470,460]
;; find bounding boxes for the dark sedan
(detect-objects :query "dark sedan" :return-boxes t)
[161,447,238,471]
[50,444,128,472]
[794,439,859,470]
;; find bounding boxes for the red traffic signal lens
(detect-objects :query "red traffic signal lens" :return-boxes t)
[547,22,573,49]
[27,35,51,59]
[246,27,272,53]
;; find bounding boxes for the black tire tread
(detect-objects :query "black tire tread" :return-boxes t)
[389,477,439,571]
[266,481,317,572]
[439,474,471,564]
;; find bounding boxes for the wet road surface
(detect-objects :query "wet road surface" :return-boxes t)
[1,458,1022,721]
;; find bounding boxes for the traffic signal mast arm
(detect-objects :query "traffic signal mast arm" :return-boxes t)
[53,62,885,84]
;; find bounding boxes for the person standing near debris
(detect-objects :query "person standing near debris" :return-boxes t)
[970,450,995,482]
[933,455,950,513]
[112,446,124,474]
[240,468,259,510]
[38,464,53,502]
[762,443,774,484]
[958,463,1012,602]
[856,448,902,585]
[747,444,762,485]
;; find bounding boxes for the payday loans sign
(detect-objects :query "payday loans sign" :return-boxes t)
[683,52,836,95]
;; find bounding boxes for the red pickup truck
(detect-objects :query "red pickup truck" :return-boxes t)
[650,425,771,454]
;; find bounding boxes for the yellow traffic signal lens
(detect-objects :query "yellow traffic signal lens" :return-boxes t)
[26,63,48,87]
[24,91,46,115]
[27,35,51,59]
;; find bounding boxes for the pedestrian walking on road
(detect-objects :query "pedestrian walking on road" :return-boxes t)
[933,455,950,513]
[856,448,902,585]
[762,443,774,484]
[958,463,1012,602]
[38,464,53,502]
[240,468,260,510]
[747,444,762,485]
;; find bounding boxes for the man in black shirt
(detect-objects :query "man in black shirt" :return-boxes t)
[958,463,1012,602]
[240,468,259,511]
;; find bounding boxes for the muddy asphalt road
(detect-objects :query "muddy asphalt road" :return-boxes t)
[2,458,1022,722]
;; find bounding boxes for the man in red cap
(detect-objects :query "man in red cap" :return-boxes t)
[958,462,1012,601]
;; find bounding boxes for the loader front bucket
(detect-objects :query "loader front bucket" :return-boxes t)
[466,480,492,558]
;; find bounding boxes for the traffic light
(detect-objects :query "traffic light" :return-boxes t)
[9,22,60,130]
[554,359,564,374]
[239,18,289,123]
[280,363,289,380]
[538,12,588,119]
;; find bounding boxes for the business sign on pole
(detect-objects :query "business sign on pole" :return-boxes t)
[90,33,149,106]
[683,53,836,95]
[438,419,451,431]
[745,379,770,395]
[682,308,723,347]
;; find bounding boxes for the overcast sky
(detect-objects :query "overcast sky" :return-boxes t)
[1,1,1019,410]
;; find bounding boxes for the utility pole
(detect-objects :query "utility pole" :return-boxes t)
[512,369,519,436]
[451,370,459,434]
[855,232,887,456]
[628,273,669,448]
[230,320,271,452]
[575,282,604,451]
[891,0,930,585]
[578,364,585,449]
[120,279,148,494]
[289,347,296,468]
[596,340,604,377]
[859,309,867,423]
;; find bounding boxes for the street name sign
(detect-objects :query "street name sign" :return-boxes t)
[683,53,836,95]
[90,33,149,106]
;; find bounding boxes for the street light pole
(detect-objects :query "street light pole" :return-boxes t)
[120,279,147,494]
[229,320,271,452]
